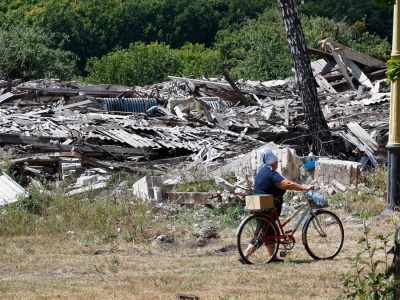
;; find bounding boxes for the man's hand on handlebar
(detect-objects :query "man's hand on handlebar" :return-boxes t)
[303,184,314,191]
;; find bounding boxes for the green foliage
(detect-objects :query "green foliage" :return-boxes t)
[300,15,391,61]
[347,32,391,62]
[0,24,77,80]
[85,42,222,86]
[0,175,154,242]
[85,42,180,85]
[338,220,398,300]
[354,20,367,35]
[0,0,393,82]
[387,58,400,83]
[176,43,222,78]
[215,8,391,81]
[299,0,393,41]
[216,0,273,30]
[18,186,56,215]
[206,203,245,225]
[107,170,140,188]
[0,0,268,74]
[215,9,293,81]
[0,150,14,176]
[372,0,396,6]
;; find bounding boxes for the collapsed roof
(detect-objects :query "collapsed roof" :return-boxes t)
[0,38,390,188]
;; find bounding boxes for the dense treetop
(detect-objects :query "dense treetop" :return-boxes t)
[0,0,394,84]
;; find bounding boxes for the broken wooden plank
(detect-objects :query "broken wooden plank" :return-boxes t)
[320,37,386,67]
[73,152,115,172]
[284,99,289,126]
[315,74,337,94]
[223,69,255,106]
[307,47,333,58]
[15,87,131,98]
[344,58,373,88]
[347,122,378,151]
[0,92,15,103]
[26,100,93,115]
[325,43,356,90]
[212,111,229,130]
[341,131,378,167]
[311,59,337,76]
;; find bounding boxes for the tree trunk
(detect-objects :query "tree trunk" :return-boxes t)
[276,0,338,156]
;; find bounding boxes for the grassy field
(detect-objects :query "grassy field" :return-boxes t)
[0,207,395,300]
[0,168,394,299]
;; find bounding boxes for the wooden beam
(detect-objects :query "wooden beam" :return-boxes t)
[344,58,373,88]
[223,70,255,106]
[308,47,333,58]
[320,37,386,67]
[315,74,337,94]
[326,43,356,90]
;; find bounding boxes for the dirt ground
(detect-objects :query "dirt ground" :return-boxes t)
[0,210,395,300]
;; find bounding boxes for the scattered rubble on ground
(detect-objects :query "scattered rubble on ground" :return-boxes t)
[0,38,391,205]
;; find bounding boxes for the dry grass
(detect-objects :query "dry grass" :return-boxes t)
[0,209,396,300]
[0,168,394,299]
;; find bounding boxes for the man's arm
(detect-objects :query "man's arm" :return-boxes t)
[276,178,313,191]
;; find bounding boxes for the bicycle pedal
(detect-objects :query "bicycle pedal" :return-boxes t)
[280,251,287,257]
[285,230,292,234]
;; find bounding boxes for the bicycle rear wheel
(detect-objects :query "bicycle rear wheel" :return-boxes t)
[302,210,344,260]
[237,214,280,265]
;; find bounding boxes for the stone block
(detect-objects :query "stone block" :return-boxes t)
[314,159,360,187]
[132,176,164,202]
[210,143,302,182]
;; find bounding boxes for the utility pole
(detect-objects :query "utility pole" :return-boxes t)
[382,1,400,216]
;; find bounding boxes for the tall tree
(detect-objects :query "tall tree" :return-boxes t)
[276,0,338,156]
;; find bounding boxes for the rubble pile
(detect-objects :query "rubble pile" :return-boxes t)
[0,38,391,204]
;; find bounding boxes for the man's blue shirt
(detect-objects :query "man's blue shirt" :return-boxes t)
[253,165,286,197]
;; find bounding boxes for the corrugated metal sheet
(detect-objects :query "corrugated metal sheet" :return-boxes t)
[202,97,234,109]
[103,98,157,113]
[0,173,29,206]
[100,128,160,148]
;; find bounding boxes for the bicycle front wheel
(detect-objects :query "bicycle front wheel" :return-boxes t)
[237,214,280,265]
[302,210,344,260]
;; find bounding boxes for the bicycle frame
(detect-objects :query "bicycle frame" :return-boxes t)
[237,193,344,263]
[255,199,317,244]
[277,201,312,237]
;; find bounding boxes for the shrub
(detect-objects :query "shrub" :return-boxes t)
[85,42,180,86]
[176,43,222,78]
[85,42,222,86]
[0,24,77,80]
[338,220,399,299]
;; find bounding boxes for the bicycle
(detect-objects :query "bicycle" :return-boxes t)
[236,192,344,264]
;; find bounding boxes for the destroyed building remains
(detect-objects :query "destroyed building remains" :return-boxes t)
[0,39,391,204]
